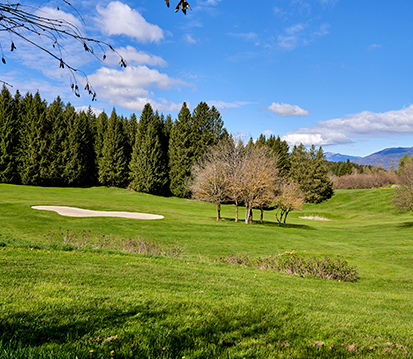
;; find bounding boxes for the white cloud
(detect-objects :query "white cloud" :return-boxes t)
[278,22,330,50]
[368,44,382,50]
[200,0,222,5]
[263,130,274,136]
[268,102,310,117]
[88,65,190,112]
[282,133,352,146]
[207,100,255,114]
[75,106,104,116]
[36,6,82,28]
[282,105,413,146]
[183,34,197,44]
[95,1,164,43]
[104,46,167,67]
[229,32,259,42]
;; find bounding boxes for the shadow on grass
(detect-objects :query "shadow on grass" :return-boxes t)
[0,297,364,359]
[397,221,413,229]
[219,217,315,230]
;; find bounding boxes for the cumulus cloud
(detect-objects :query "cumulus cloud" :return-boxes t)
[282,105,413,146]
[88,65,189,112]
[263,130,274,136]
[95,1,164,43]
[268,102,309,117]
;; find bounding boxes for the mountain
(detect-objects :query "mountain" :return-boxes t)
[353,147,413,169]
[326,147,413,169]
[324,152,361,162]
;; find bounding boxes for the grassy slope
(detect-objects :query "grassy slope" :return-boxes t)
[1,184,413,358]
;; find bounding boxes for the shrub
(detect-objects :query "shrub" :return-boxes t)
[332,172,397,189]
[219,252,359,282]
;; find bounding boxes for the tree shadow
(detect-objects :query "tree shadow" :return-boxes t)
[263,222,316,230]
[397,221,413,229]
[219,217,315,230]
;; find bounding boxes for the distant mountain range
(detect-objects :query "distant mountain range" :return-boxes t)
[325,147,413,169]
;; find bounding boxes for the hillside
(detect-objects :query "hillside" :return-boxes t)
[327,146,413,169]
[1,185,413,358]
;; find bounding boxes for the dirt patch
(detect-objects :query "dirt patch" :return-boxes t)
[31,206,164,220]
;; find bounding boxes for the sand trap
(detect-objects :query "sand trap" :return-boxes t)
[299,216,331,221]
[31,206,164,220]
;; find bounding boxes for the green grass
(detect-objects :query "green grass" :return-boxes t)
[1,184,413,358]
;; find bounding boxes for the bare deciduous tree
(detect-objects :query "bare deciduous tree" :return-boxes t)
[394,162,413,211]
[220,137,245,222]
[239,146,279,224]
[190,146,230,221]
[274,181,305,226]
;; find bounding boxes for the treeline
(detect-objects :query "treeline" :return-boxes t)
[0,86,227,196]
[326,159,376,177]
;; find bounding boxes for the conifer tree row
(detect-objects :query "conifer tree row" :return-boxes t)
[0,87,228,197]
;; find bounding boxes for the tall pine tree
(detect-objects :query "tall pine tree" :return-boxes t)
[130,104,168,195]
[19,92,49,185]
[290,144,333,203]
[169,102,194,197]
[0,86,19,183]
[62,104,95,186]
[98,109,128,187]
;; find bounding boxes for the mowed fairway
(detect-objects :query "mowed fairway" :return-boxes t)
[1,184,413,358]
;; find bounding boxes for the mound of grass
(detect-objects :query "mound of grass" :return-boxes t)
[219,252,359,282]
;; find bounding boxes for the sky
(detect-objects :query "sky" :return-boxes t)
[2,0,413,157]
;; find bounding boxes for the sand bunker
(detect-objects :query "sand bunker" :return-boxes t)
[299,216,331,221]
[32,206,164,220]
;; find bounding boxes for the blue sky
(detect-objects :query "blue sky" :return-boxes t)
[2,0,413,157]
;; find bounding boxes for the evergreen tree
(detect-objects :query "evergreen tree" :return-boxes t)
[0,86,19,183]
[256,134,290,177]
[19,92,49,185]
[290,144,333,203]
[169,102,193,197]
[46,96,66,186]
[162,114,173,194]
[266,135,290,176]
[306,146,333,203]
[130,104,168,195]
[98,109,128,187]
[124,113,138,164]
[337,159,353,177]
[94,111,108,178]
[62,104,95,186]
[191,102,226,159]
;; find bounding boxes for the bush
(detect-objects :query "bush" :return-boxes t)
[332,172,397,189]
[219,252,359,282]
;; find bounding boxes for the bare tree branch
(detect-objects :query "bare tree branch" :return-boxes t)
[0,1,126,98]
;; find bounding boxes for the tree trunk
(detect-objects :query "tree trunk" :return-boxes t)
[235,201,238,222]
[248,208,253,224]
[216,202,221,221]
[260,208,264,224]
[245,205,249,224]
